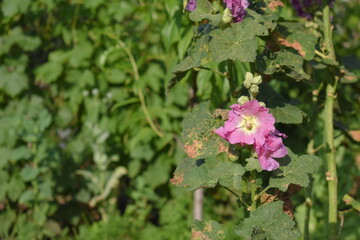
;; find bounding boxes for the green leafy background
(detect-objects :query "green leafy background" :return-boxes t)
[0,0,359,239]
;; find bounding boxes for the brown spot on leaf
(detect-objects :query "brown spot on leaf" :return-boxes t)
[349,130,360,142]
[204,223,212,232]
[184,140,203,158]
[170,173,184,185]
[260,192,277,204]
[274,33,306,57]
[268,0,284,11]
[213,109,229,120]
[191,230,210,240]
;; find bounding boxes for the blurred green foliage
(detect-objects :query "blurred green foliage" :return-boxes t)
[0,0,359,239]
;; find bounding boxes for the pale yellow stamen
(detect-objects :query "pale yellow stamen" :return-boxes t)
[238,116,259,134]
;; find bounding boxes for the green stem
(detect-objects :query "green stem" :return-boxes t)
[323,5,338,239]
[323,6,335,60]
[107,33,164,138]
[250,171,257,211]
[226,60,239,100]
[254,186,270,202]
[223,186,249,208]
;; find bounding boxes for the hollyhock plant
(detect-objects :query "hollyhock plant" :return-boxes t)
[223,0,250,22]
[255,131,288,171]
[214,100,275,146]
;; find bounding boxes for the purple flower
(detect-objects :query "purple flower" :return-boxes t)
[255,131,288,171]
[223,0,250,22]
[291,0,334,19]
[186,0,197,11]
[214,100,275,146]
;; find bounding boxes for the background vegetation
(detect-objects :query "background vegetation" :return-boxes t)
[0,0,359,239]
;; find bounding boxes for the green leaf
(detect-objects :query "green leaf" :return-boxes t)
[189,0,222,26]
[35,62,63,83]
[256,50,310,81]
[20,166,40,182]
[167,33,212,93]
[275,22,318,61]
[209,18,268,63]
[1,0,31,17]
[19,188,35,204]
[245,157,262,172]
[192,219,225,240]
[182,102,232,159]
[257,84,307,124]
[0,66,28,97]
[269,148,321,191]
[171,155,245,191]
[343,194,360,211]
[235,201,300,240]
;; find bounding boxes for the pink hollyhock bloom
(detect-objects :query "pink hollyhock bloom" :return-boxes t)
[214,100,275,146]
[223,0,250,22]
[255,131,288,171]
[186,0,197,11]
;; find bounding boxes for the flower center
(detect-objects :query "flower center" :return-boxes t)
[239,115,258,133]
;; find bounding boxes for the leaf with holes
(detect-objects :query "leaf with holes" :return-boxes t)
[192,219,225,240]
[235,201,300,240]
[182,101,233,159]
[256,50,310,81]
[209,18,268,63]
[170,155,245,191]
[269,148,321,191]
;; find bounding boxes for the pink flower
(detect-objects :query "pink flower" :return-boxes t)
[255,131,288,171]
[186,0,197,11]
[223,0,250,22]
[214,100,275,146]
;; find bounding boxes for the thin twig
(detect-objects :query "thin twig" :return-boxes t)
[107,33,164,137]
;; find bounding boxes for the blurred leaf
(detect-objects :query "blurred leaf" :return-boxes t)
[20,165,40,182]
[343,194,360,211]
[1,0,31,17]
[0,66,28,97]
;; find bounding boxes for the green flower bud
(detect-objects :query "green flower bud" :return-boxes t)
[237,96,250,105]
[249,85,259,96]
[222,8,232,24]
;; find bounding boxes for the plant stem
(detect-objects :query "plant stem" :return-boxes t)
[250,170,257,211]
[323,5,338,239]
[223,186,249,208]
[226,60,239,100]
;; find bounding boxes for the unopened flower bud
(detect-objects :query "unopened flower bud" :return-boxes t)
[243,81,251,89]
[251,75,262,85]
[237,96,250,105]
[222,8,233,23]
[259,101,266,107]
[250,85,259,96]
